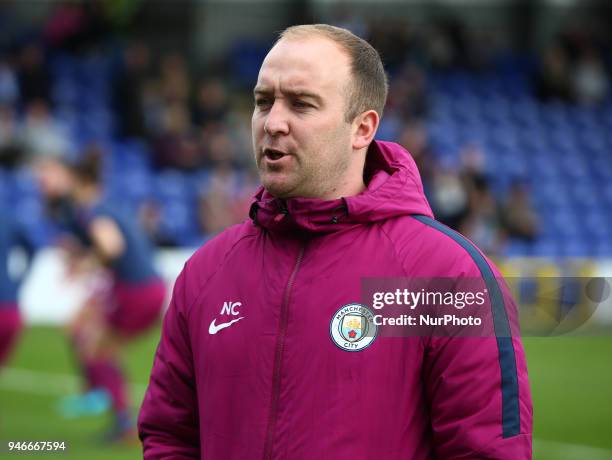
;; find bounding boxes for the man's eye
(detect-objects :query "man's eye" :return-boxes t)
[293,100,311,108]
[293,100,314,110]
[255,98,271,108]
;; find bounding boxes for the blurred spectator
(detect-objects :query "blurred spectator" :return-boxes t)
[0,104,23,169]
[113,41,152,138]
[141,78,165,135]
[138,200,178,247]
[226,107,259,168]
[43,1,88,51]
[0,59,19,105]
[386,64,428,119]
[398,121,434,191]
[430,165,469,231]
[573,47,608,106]
[427,145,493,237]
[17,43,51,106]
[200,123,241,169]
[460,144,489,192]
[500,181,540,243]
[152,103,199,171]
[557,22,592,63]
[458,144,509,254]
[159,52,190,105]
[535,45,574,103]
[20,100,70,160]
[43,0,111,53]
[144,51,201,171]
[460,176,505,256]
[425,17,471,71]
[191,79,230,126]
[329,3,368,38]
[0,2,21,52]
[198,165,258,236]
[369,19,414,74]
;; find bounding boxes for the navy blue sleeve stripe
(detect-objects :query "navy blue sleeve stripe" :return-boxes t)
[411,214,521,438]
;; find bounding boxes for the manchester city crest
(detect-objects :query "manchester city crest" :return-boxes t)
[330,304,378,352]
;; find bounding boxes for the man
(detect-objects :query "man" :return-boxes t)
[138,24,532,459]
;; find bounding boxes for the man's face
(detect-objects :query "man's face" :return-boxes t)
[252,36,355,199]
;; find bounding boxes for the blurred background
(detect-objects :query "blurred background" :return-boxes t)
[0,0,611,459]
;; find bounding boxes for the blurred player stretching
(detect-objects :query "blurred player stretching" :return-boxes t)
[46,151,166,441]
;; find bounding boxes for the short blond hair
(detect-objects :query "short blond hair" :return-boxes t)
[278,24,388,122]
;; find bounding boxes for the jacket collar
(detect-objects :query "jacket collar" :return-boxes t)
[249,140,433,235]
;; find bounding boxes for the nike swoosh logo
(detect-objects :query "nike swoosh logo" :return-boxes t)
[208,317,244,335]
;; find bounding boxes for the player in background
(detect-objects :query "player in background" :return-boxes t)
[34,156,114,417]
[37,150,167,441]
[0,204,34,368]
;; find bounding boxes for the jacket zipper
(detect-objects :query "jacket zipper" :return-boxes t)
[262,243,305,460]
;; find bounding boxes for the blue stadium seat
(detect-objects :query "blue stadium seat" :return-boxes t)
[230,40,272,87]
[155,170,189,202]
[110,170,153,208]
[594,241,612,258]
[559,238,594,257]
[16,195,44,227]
[159,201,196,246]
[0,169,9,202]
[49,53,78,80]
[531,238,561,258]
[11,167,40,200]
[189,169,213,196]
[110,140,151,172]
[376,114,403,142]
[52,79,79,106]
[503,239,532,257]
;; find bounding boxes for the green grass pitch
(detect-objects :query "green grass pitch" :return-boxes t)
[1,327,611,459]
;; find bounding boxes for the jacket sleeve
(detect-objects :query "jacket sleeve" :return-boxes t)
[422,270,533,459]
[138,269,200,459]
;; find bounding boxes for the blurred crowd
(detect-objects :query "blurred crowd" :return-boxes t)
[0,0,259,246]
[1,2,611,255]
[536,25,609,106]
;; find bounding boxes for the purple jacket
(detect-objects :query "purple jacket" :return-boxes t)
[138,140,532,459]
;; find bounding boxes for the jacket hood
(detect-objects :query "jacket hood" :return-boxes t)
[249,140,433,234]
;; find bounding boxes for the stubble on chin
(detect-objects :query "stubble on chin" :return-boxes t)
[259,169,296,198]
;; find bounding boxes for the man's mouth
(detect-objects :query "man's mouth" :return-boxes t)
[263,148,288,161]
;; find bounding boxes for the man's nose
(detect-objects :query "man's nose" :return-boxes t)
[264,101,290,136]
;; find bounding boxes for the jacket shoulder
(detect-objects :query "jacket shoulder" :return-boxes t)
[177,221,258,312]
[187,220,258,270]
[382,214,497,278]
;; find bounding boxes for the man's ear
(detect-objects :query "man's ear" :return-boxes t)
[352,110,380,151]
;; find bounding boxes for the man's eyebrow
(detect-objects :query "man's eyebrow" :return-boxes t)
[253,86,272,96]
[253,87,322,103]
[287,90,322,103]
